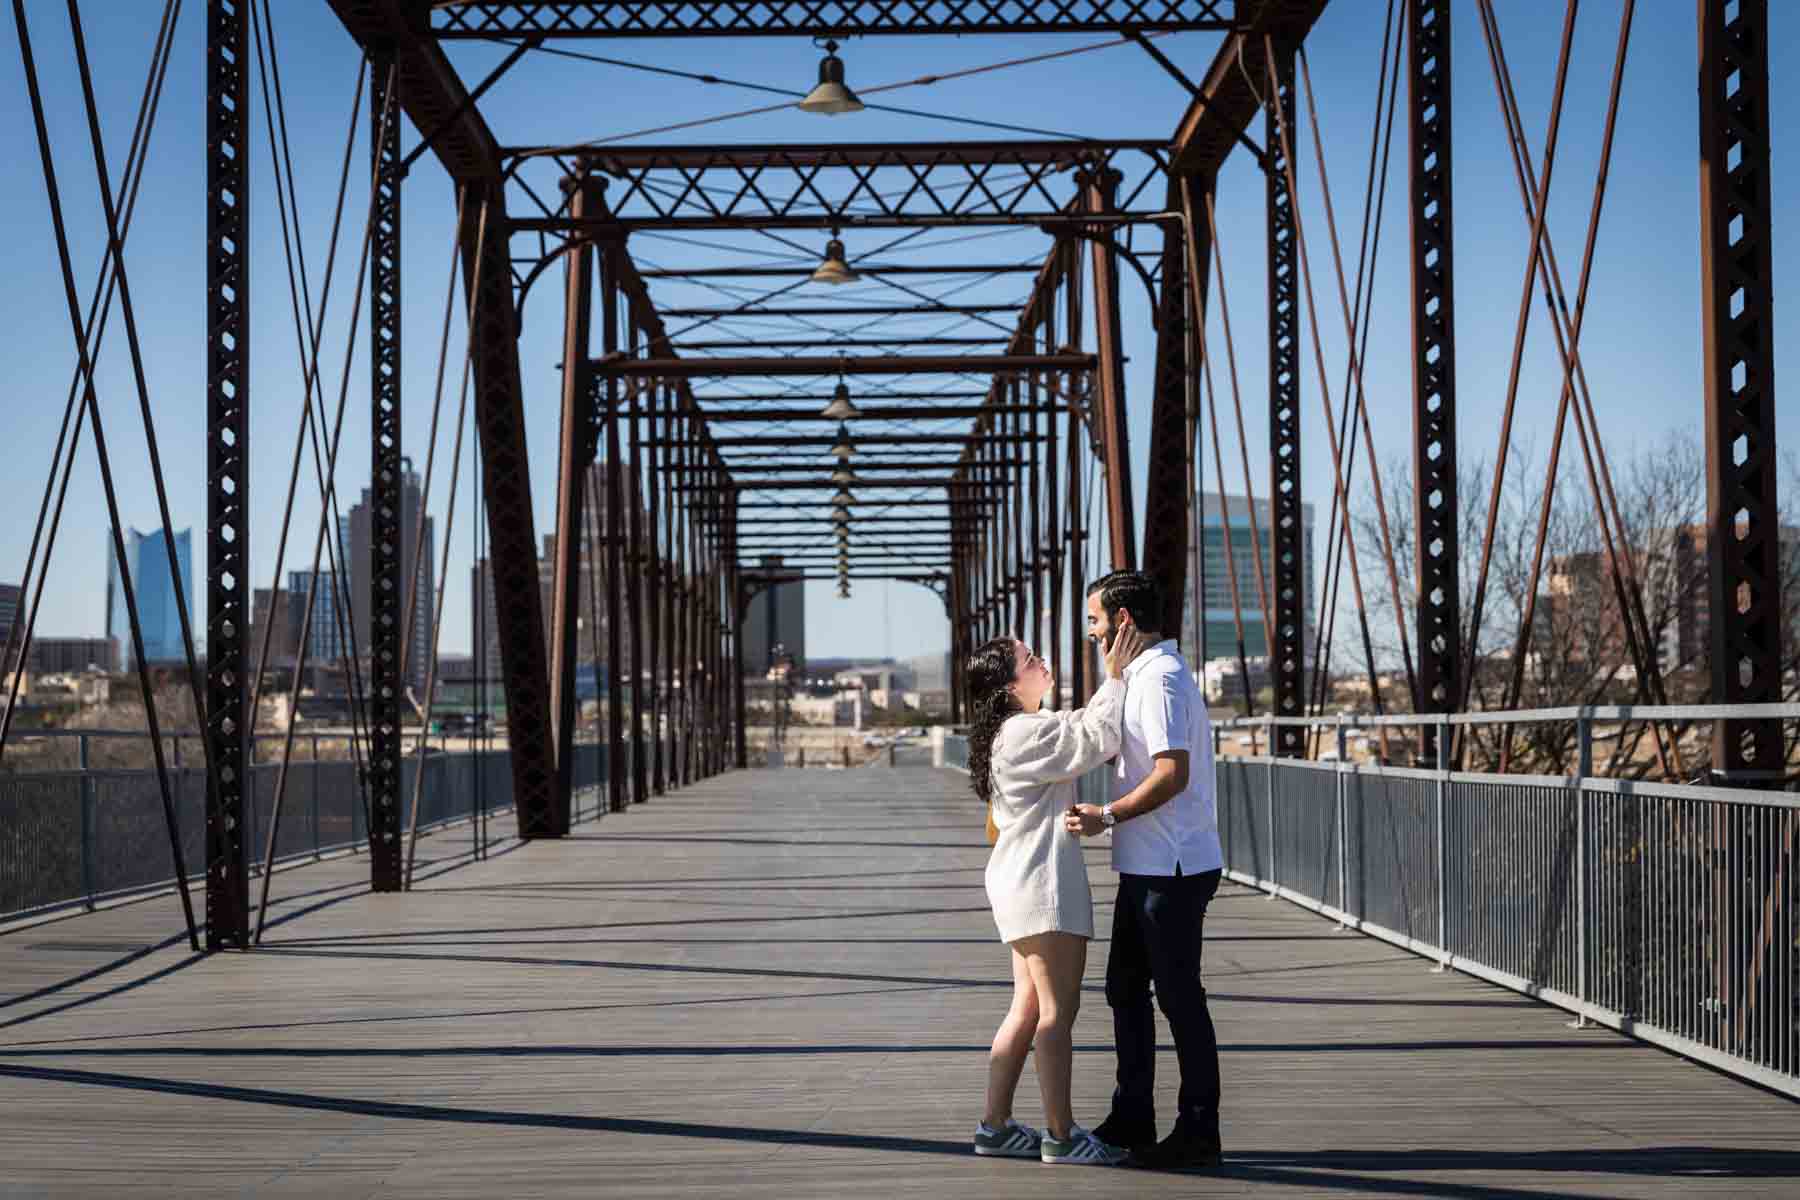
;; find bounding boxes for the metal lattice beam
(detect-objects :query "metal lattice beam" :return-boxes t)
[1265,41,1305,759]
[1410,0,1460,722]
[205,0,250,950]
[1700,0,1781,775]
[516,142,1170,229]
[433,0,1236,38]
[367,50,405,891]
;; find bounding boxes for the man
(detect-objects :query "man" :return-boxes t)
[1064,570,1223,1170]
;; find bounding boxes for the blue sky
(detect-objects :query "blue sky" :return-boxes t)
[1,2,1794,669]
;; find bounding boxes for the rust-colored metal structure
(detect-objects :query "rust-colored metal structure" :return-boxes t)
[150,0,1781,944]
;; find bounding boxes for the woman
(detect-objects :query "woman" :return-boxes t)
[966,624,1149,1166]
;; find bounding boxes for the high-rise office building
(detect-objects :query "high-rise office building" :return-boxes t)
[0,581,20,673]
[286,570,347,667]
[1179,495,1315,663]
[105,527,194,670]
[345,460,434,691]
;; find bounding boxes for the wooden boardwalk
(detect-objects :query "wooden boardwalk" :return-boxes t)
[0,765,1794,1199]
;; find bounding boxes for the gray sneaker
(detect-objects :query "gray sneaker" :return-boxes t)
[1040,1123,1130,1166]
[973,1117,1043,1158]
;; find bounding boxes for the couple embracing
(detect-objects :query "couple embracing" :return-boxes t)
[966,570,1223,1171]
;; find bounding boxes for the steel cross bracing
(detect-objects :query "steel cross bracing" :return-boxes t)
[430,0,1237,38]
[510,142,1173,231]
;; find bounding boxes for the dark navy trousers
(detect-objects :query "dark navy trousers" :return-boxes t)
[1105,866,1223,1132]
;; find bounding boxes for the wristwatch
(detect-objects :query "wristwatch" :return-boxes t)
[1101,804,1117,829]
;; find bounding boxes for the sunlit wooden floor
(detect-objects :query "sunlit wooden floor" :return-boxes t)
[1,763,1795,1198]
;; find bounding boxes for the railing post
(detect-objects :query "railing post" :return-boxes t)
[1335,716,1348,928]
[1572,712,1592,1028]
[311,733,322,860]
[1434,717,1450,969]
[1265,720,1277,897]
[79,733,95,909]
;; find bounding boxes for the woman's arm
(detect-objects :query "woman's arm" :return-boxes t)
[993,678,1126,785]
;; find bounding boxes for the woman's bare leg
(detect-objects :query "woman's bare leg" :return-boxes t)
[983,945,1038,1128]
[1017,931,1089,1140]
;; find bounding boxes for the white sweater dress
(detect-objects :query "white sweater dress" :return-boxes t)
[982,678,1126,943]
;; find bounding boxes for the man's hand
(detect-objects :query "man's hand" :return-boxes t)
[1064,803,1105,837]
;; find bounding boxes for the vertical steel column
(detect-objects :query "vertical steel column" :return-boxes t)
[675,407,693,785]
[1043,290,1064,703]
[366,48,404,889]
[726,489,744,770]
[602,256,626,812]
[1084,170,1137,572]
[1265,41,1306,759]
[1065,242,1090,703]
[551,178,600,828]
[205,0,250,947]
[463,187,558,837]
[652,381,671,788]
[1410,0,1462,748]
[626,322,648,803]
[1699,0,1781,775]
[1143,178,1205,636]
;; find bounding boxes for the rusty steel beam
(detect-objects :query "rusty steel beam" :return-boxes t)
[637,263,1042,279]
[1700,0,1782,776]
[205,0,251,948]
[673,337,1004,351]
[549,175,600,823]
[1084,170,1138,573]
[433,1,1236,38]
[693,407,1061,423]
[367,48,405,890]
[326,1,503,181]
[326,0,560,832]
[1141,177,1206,632]
[1265,40,1306,759]
[1410,0,1461,720]
[1169,0,1329,175]
[659,306,1021,319]
[596,353,1094,378]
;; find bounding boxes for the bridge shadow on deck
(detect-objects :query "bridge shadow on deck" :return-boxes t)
[0,766,1792,1198]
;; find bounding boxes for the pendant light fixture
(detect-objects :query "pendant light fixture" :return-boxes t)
[811,225,858,285]
[829,422,855,460]
[819,379,860,419]
[832,487,854,508]
[830,465,858,485]
[798,39,865,116]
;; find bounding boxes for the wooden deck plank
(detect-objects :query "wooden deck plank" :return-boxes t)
[0,765,1794,1198]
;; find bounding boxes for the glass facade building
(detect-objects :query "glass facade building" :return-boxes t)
[105,527,194,670]
[1179,495,1314,664]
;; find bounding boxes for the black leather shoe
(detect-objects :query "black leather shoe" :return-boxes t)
[1090,1113,1157,1157]
[1130,1119,1223,1171]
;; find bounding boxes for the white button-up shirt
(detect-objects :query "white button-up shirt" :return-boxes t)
[1110,639,1223,877]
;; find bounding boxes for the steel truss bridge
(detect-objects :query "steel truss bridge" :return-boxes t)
[0,0,1792,1122]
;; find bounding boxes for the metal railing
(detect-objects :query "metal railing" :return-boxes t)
[1215,705,1799,1100]
[0,729,611,923]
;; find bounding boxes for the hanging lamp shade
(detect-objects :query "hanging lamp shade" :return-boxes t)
[832,488,854,507]
[830,465,858,485]
[819,380,860,419]
[810,235,858,285]
[837,582,852,598]
[829,422,855,460]
[798,41,865,115]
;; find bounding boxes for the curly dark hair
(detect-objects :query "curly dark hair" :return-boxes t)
[964,636,1022,807]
